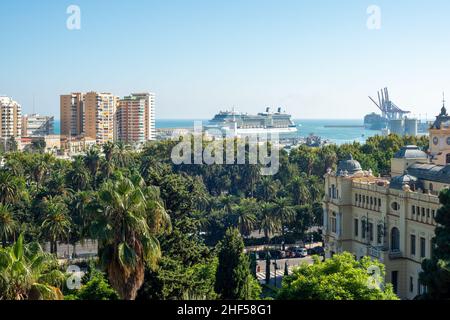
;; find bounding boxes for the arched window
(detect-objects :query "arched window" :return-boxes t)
[391,227,400,252]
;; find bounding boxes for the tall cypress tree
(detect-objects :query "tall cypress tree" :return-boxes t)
[215,228,260,299]
[419,189,450,299]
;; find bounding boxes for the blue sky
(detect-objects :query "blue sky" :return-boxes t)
[1,0,450,119]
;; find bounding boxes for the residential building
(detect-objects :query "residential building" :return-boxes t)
[60,92,118,145]
[83,92,118,144]
[60,135,96,155]
[20,135,61,154]
[22,113,54,137]
[116,93,155,144]
[323,103,450,299]
[0,96,21,139]
[60,93,84,138]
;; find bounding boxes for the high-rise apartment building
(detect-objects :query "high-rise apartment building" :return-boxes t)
[116,93,155,144]
[84,92,118,144]
[0,96,22,140]
[60,92,118,145]
[60,93,84,137]
[22,114,54,137]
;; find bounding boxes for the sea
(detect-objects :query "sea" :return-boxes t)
[53,119,382,146]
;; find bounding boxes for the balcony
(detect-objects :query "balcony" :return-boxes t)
[388,250,403,260]
[367,245,388,259]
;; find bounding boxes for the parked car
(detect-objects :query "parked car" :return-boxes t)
[269,250,285,260]
[290,246,308,258]
[298,248,308,257]
[307,246,325,256]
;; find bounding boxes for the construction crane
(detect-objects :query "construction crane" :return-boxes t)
[368,88,411,120]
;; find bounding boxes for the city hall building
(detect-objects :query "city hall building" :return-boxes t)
[323,105,450,299]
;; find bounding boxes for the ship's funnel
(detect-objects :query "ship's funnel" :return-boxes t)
[278,107,282,113]
[266,107,270,113]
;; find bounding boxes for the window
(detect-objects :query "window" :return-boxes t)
[410,235,416,256]
[422,207,425,217]
[354,219,359,237]
[429,183,434,192]
[427,209,430,218]
[412,206,416,215]
[420,237,426,258]
[418,281,427,295]
[377,224,383,244]
[391,227,400,251]
[410,276,414,293]
[392,271,398,294]
[369,223,374,242]
[361,220,367,239]
[359,194,362,203]
[378,198,381,207]
[391,202,400,211]
[355,194,358,203]
[331,213,337,233]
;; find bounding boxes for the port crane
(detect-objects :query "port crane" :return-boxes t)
[368,88,411,120]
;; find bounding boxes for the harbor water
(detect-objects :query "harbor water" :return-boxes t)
[54,119,383,146]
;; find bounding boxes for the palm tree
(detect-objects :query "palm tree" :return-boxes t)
[112,142,133,168]
[91,174,171,300]
[102,141,116,163]
[0,204,17,247]
[69,191,96,256]
[289,175,311,205]
[230,198,258,237]
[271,197,296,250]
[218,195,236,215]
[3,156,25,177]
[259,202,281,243]
[40,196,71,254]
[0,234,65,300]
[256,177,278,202]
[84,146,101,179]
[31,154,53,189]
[259,202,281,285]
[0,171,25,205]
[66,156,91,191]
[46,171,71,197]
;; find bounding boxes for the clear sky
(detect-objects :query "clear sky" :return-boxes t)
[1,0,450,119]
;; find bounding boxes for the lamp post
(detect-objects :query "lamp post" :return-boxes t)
[273,259,278,288]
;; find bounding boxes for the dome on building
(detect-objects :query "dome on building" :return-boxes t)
[390,171,421,190]
[393,145,427,159]
[337,154,362,176]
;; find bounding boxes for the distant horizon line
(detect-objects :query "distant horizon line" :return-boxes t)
[50,117,367,122]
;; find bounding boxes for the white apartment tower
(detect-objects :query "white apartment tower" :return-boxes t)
[0,96,22,140]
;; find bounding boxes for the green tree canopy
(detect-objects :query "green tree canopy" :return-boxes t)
[277,253,398,300]
[214,228,261,300]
